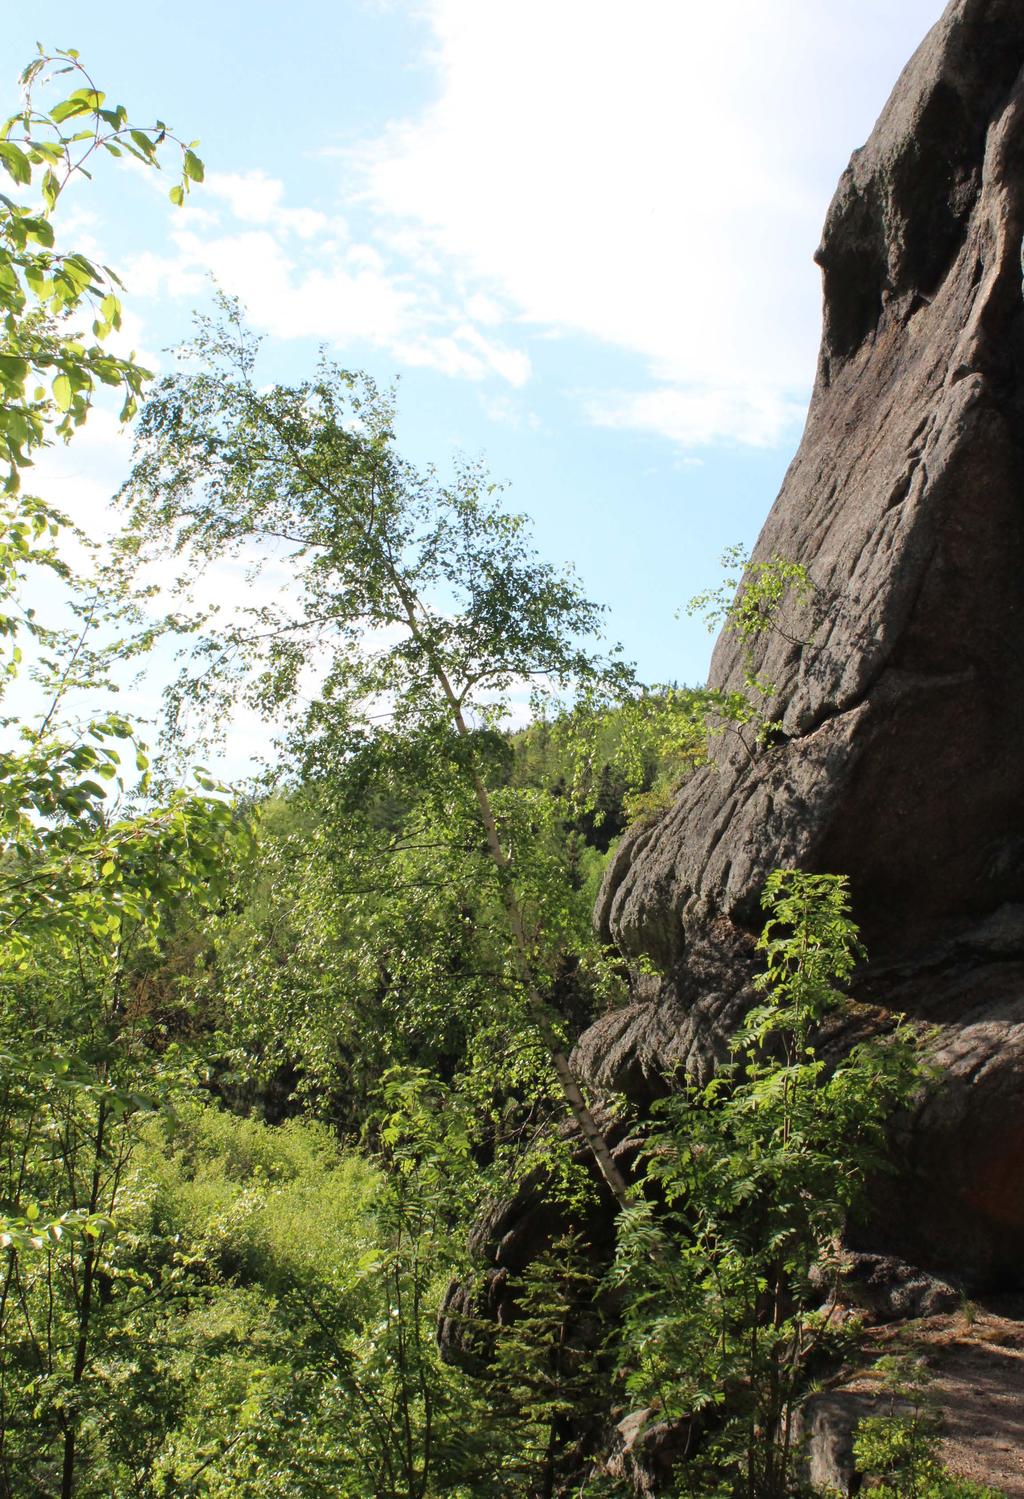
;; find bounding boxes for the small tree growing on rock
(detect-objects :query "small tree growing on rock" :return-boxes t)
[613,871,922,1498]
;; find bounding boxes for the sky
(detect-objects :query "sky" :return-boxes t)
[4,1,948,766]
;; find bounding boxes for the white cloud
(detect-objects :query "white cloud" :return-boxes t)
[168,226,415,344]
[205,169,329,239]
[355,0,946,446]
[130,213,533,389]
[26,406,135,543]
[465,291,505,327]
[105,306,162,375]
[589,386,807,451]
[124,247,208,301]
[479,392,542,431]
[117,2,947,452]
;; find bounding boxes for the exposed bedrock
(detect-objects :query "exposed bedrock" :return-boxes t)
[587,0,1024,1286]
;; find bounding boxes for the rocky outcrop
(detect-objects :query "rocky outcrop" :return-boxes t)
[590,0,1024,1286]
[811,1252,961,1323]
[791,1390,898,1496]
[601,1410,706,1498]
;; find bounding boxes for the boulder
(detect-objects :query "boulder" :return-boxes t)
[811,1251,961,1323]
[602,1409,705,1498]
[591,0,1024,1286]
[791,1390,912,1496]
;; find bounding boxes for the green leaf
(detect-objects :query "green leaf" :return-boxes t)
[183,149,204,183]
[0,355,28,387]
[21,214,54,247]
[129,129,157,159]
[68,87,105,109]
[0,142,31,186]
[50,97,92,124]
[41,168,61,210]
[51,374,72,411]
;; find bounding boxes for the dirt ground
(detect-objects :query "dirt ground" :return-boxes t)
[858,1298,1024,1495]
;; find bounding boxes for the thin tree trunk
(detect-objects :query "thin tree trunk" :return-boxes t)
[60,1099,106,1499]
[393,582,632,1210]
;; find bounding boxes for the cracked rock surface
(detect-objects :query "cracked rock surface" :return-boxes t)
[589,0,1024,1285]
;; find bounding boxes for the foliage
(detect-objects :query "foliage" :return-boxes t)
[1,47,201,492]
[687,545,816,745]
[0,38,219,1246]
[484,1234,608,1497]
[0,775,243,1497]
[547,684,718,830]
[853,1357,1005,1499]
[688,545,815,647]
[613,871,922,1497]
[119,1085,491,1497]
[0,1099,380,1496]
[118,304,644,1204]
[0,47,250,1499]
[177,674,708,1139]
[189,783,599,1144]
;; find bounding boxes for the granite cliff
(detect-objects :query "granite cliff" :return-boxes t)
[587,0,1024,1288]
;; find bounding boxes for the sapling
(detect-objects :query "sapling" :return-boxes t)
[613,871,921,1498]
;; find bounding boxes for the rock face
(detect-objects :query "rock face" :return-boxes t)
[590,0,1024,1286]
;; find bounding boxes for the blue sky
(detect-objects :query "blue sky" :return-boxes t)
[5,1,946,761]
